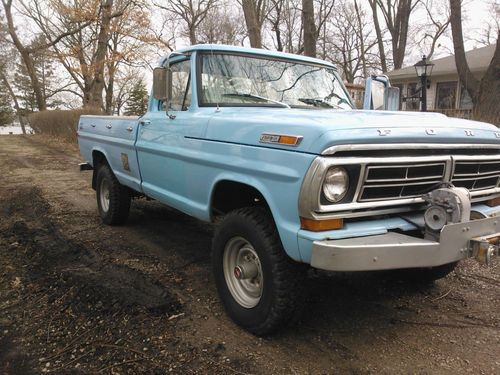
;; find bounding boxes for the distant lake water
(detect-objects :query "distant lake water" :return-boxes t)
[0,126,34,135]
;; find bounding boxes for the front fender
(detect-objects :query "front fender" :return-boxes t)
[209,171,307,262]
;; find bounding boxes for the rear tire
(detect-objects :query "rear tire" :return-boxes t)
[96,164,131,225]
[212,207,306,336]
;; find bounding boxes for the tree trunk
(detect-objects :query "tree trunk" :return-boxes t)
[394,1,411,69]
[188,24,197,45]
[87,0,113,110]
[0,71,26,134]
[473,35,500,125]
[368,0,387,72]
[241,0,262,48]
[449,0,499,124]
[2,0,47,111]
[105,77,114,115]
[302,0,316,57]
[449,0,480,101]
[354,0,367,77]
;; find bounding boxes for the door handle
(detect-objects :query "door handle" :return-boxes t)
[140,120,151,126]
[106,124,112,129]
[126,126,134,132]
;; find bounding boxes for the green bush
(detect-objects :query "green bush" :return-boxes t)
[28,108,103,142]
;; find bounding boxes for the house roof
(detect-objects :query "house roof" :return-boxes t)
[386,44,495,80]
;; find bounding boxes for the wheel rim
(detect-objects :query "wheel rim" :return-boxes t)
[223,237,263,309]
[99,178,110,213]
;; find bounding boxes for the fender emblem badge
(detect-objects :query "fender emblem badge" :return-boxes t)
[426,129,436,135]
[495,132,500,138]
[465,130,474,136]
[260,133,302,146]
[121,153,130,171]
[377,129,391,136]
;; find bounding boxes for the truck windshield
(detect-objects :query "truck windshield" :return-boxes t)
[199,53,353,109]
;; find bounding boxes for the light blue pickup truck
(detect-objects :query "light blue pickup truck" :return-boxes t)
[78,44,499,335]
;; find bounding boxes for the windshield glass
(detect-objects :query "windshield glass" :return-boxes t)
[199,53,353,109]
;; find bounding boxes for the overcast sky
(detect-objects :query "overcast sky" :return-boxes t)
[437,0,497,54]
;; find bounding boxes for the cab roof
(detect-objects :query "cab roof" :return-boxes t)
[160,44,336,69]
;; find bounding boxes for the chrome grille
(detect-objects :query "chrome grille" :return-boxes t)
[360,162,446,201]
[301,146,500,221]
[452,160,500,191]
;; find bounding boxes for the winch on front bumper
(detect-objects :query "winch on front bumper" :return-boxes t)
[310,187,500,271]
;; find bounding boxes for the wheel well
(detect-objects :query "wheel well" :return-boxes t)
[211,181,270,219]
[91,151,108,190]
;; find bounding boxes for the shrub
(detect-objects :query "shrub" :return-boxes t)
[28,108,103,143]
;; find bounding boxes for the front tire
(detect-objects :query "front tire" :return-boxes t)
[96,164,131,225]
[212,207,306,335]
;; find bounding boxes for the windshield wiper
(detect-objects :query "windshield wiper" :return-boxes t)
[223,93,290,108]
[325,91,352,107]
[298,98,341,109]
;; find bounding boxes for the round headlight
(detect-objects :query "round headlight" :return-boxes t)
[323,167,349,203]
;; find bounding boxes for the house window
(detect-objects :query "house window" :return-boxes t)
[459,84,473,110]
[435,81,457,110]
[406,82,419,110]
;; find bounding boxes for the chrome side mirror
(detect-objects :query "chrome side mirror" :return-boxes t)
[152,67,172,102]
[363,75,400,111]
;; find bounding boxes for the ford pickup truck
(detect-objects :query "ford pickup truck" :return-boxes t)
[78,44,500,335]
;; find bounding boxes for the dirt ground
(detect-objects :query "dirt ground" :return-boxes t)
[0,135,499,374]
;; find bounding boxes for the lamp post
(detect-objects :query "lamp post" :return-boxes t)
[414,55,434,112]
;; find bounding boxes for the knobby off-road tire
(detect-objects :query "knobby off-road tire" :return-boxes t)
[212,207,307,336]
[396,261,458,283]
[96,164,131,225]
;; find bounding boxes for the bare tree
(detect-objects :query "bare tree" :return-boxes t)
[87,0,114,108]
[1,0,89,110]
[0,18,26,132]
[240,0,267,48]
[155,0,217,45]
[450,0,499,124]
[415,0,451,59]
[26,0,147,111]
[104,3,153,113]
[368,0,420,71]
[368,0,387,72]
[302,0,315,56]
[266,0,302,53]
[322,0,378,82]
[302,0,336,57]
[468,0,499,47]
[354,0,368,77]
[112,67,140,115]
[196,2,246,45]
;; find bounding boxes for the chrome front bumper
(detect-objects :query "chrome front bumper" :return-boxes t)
[311,216,500,271]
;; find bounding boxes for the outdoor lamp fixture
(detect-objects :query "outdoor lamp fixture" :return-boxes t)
[414,55,434,112]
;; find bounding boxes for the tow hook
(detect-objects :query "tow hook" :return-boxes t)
[469,236,499,266]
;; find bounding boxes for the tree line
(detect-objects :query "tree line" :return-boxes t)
[0,0,498,127]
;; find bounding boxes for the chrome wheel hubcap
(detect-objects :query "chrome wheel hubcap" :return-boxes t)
[223,237,263,308]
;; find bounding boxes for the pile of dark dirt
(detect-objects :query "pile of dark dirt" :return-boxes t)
[0,187,185,373]
[2,187,180,316]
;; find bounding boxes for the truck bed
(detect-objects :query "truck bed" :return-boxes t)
[78,115,142,193]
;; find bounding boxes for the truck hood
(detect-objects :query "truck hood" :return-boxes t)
[205,108,500,154]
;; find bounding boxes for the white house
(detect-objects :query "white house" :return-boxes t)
[386,44,495,118]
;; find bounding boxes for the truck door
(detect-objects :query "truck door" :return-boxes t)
[135,56,210,219]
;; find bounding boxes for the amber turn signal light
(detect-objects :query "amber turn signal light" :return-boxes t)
[486,196,500,207]
[300,217,343,231]
[278,135,300,145]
